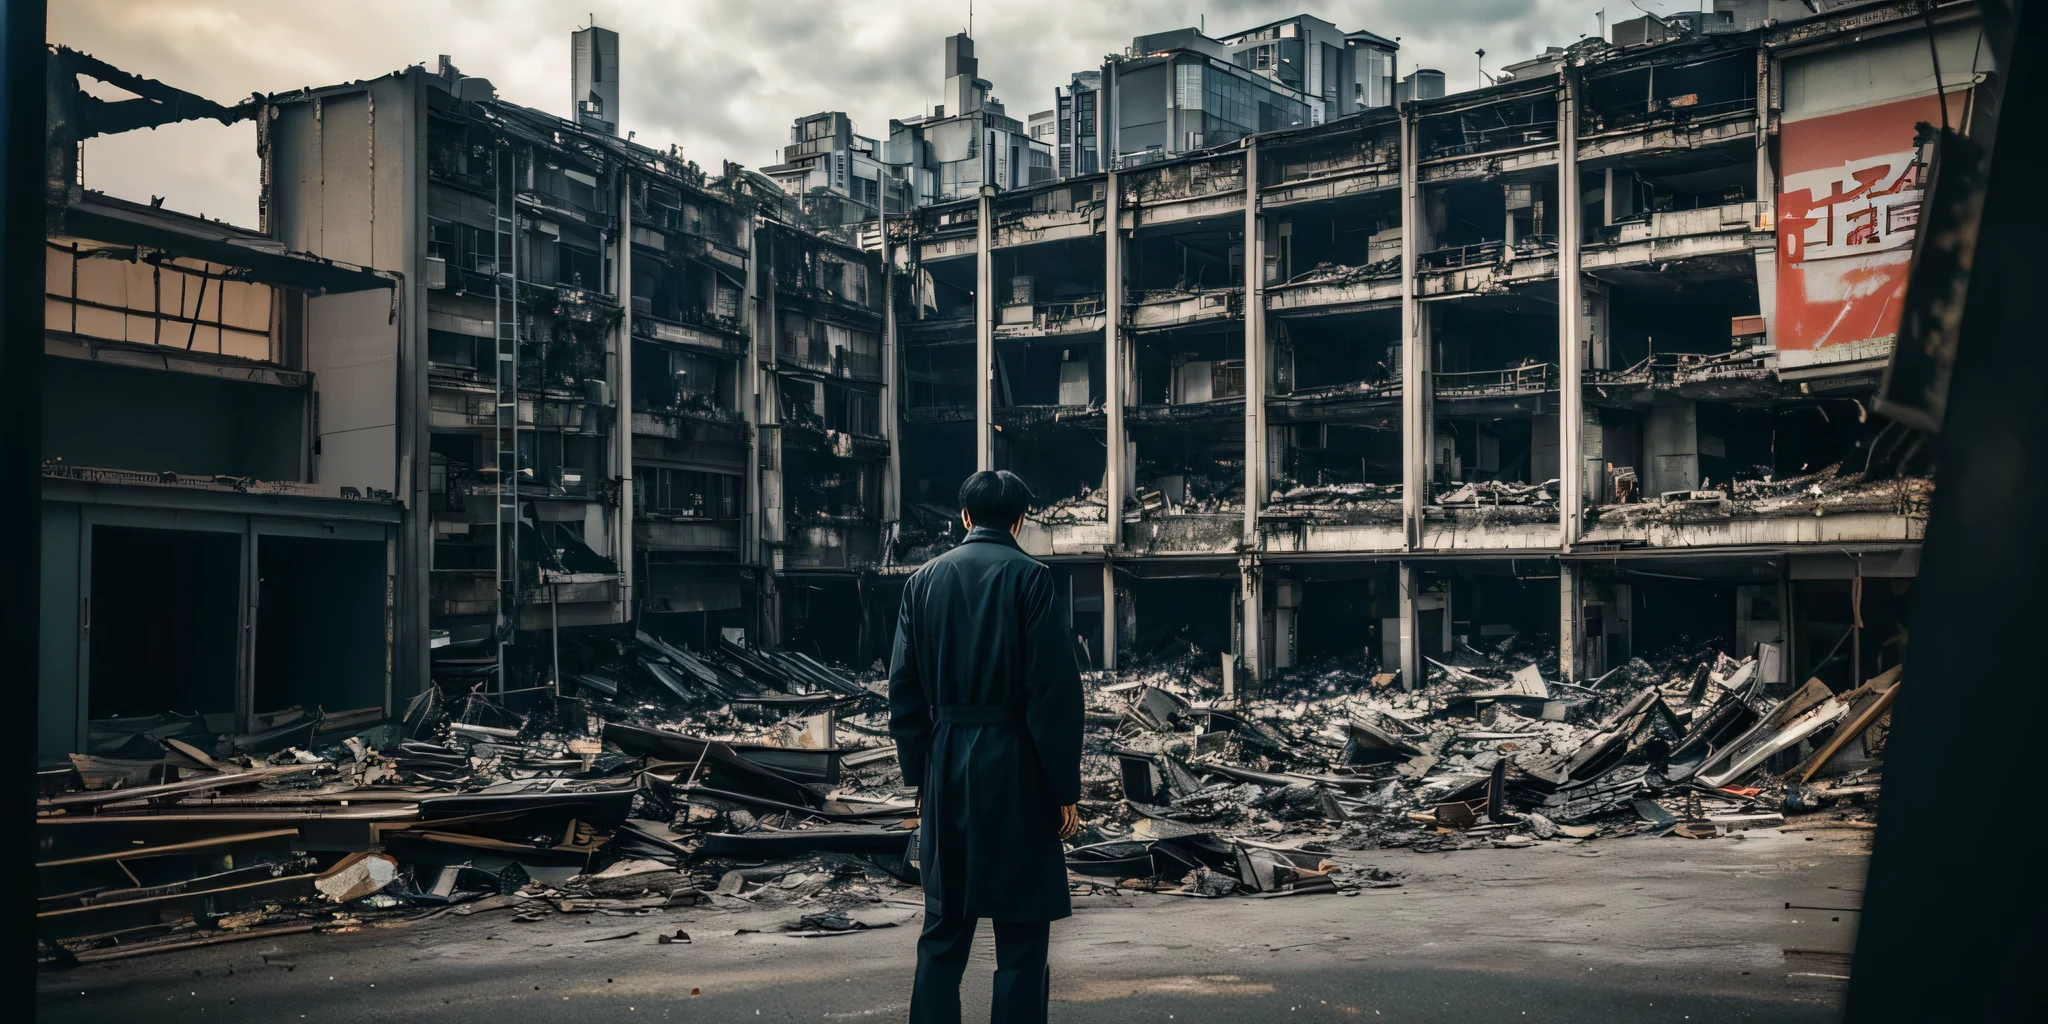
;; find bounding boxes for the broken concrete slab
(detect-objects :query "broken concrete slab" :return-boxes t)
[314,852,399,903]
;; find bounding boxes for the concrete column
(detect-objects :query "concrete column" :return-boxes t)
[1239,555,1263,686]
[742,217,761,569]
[1104,171,1124,548]
[615,170,634,620]
[763,247,783,549]
[1756,50,1776,224]
[1272,579,1300,671]
[975,185,995,472]
[1559,560,1582,682]
[1504,184,1516,249]
[1603,167,1615,227]
[1100,560,1117,674]
[1399,109,1429,550]
[1243,142,1264,544]
[1558,70,1586,549]
[760,225,784,650]
[1397,562,1422,692]
[880,209,901,523]
[1755,50,1779,350]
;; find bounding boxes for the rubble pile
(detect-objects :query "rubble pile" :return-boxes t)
[1592,463,1934,522]
[1029,488,1111,525]
[1282,257,1402,286]
[34,631,907,967]
[1435,479,1557,507]
[37,631,1895,964]
[1063,638,1892,892]
[1264,482,1405,524]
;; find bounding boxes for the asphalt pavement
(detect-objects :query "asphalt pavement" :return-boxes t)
[36,823,1869,1023]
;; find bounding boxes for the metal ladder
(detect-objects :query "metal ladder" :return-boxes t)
[492,142,520,694]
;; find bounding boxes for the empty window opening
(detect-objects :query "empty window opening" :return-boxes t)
[254,536,386,716]
[88,526,241,724]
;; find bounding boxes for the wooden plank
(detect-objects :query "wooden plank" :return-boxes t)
[1797,682,1902,784]
[38,873,318,939]
[71,919,331,964]
[36,828,300,869]
[38,766,304,810]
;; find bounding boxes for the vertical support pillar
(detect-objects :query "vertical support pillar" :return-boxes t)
[1239,555,1263,687]
[1851,557,1864,686]
[1243,142,1264,543]
[1104,171,1124,548]
[881,208,901,523]
[1398,562,1422,692]
[1755,49,1777,223]
[975,185,995,472]
[1755,51,1781,352]
[1100,561,1117,675]
[1558,70,1585,549]
[1559,560,1582,682]
[1558,71,1586,681]
[1503,183,1516,249]
[615,169,634,621]
[1101,172,1123,680]
[1399,109,1429,550]
[742,218,761,570]
[1777,558,1795,695]
[759,223,783,650]
[1272,579,1299,671]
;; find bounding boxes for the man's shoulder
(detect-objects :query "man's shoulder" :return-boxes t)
[927,538,1043,569]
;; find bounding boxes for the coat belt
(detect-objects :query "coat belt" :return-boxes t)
[937,705,1017,725]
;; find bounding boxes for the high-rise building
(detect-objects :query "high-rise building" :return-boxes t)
[1055,15,1398,174]
[571,22,620,136]
[1094,26,1314,168]
[1053,71,1102,179]
[884,33,1055,203]
[1215,14,1399,122]
[763,111,898,225]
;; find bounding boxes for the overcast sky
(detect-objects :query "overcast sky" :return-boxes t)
[52,0,1633,226]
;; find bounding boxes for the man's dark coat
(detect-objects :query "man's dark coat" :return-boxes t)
[889,526,1084,923]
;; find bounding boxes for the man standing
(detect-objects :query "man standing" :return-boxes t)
[890,470,1083,1024]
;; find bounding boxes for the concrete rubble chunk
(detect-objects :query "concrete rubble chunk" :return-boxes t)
[314,852,400,904]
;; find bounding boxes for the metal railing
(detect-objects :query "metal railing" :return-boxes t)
[837,348,882,382]
[1420,241,1504,270]
[1428,121,1558,159]
[775,338,882,382]
[1037,298,1105,329]
[1433,362,1556,394]
[1588,95,1754,134]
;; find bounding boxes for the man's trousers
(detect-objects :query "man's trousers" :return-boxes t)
[908,912,1050,1024]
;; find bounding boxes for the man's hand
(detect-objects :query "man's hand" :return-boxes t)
[1057,804,1081,842]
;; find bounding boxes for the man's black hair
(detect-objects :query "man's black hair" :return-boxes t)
[958,470,1034,531]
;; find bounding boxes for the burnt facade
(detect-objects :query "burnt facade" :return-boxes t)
[893,1,1965,696]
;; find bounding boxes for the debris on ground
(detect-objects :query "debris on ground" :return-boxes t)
[35,628,1894,966]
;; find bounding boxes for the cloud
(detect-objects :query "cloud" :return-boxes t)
[51,0,1610,226]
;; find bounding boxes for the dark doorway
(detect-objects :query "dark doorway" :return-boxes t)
[254,536,387,714]
[89,525,240,721]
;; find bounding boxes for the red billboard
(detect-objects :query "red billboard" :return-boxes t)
[1775,91,1967,369]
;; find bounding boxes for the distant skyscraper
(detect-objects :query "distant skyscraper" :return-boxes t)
[883,33,1054,203]
[571,23,620,136]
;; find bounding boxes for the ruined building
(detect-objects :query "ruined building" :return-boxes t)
[34,27,888,759]
[36,2,1967,761]
[38,47,407,756]
[894,0,1964,702]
